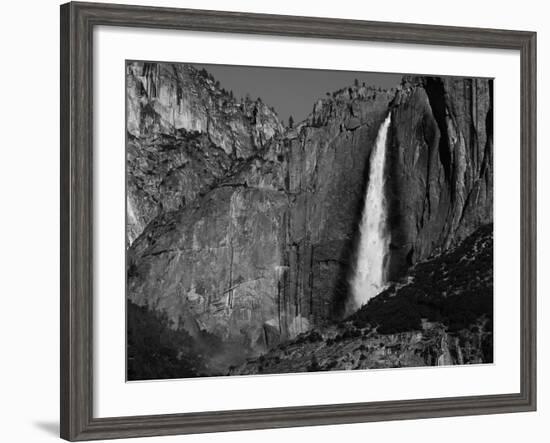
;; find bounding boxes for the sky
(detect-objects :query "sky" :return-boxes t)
[191,63,403,124]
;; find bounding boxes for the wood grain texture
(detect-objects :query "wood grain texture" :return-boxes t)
[60,2,537,441]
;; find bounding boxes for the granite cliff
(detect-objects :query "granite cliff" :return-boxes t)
[126,62,284,244]
[230,224,493,375]
[386,76,493,280]
[126,62,493,377]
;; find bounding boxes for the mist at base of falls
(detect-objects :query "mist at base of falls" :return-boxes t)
[347,113,392,314]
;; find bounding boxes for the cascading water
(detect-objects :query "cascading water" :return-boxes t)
[348,113,392,312]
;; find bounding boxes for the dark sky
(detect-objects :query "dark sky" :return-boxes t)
[192,63,403,124]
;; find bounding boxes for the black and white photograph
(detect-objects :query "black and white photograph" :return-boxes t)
[125,61,494,381]
[1,0,545,441]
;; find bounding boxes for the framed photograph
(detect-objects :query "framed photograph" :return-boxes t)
[60,1,536,441]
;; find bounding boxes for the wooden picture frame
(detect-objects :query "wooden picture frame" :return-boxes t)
[60,1,536,440]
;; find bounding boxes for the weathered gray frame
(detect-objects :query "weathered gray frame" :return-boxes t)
[60,1,537,441]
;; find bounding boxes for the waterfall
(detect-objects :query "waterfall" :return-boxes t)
[349,113,391,312]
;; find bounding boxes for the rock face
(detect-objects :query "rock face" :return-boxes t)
[230,321,492,375]
[386,76,493,279]
[126,62,283,244]
[126,62,493,373]
[128,182,288,353]
[283,88,395,325]
[230,224,493,375]
[126,132,233,245]
[126,62,282,154]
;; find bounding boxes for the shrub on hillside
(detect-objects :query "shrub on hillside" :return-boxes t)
[348,225,493,335]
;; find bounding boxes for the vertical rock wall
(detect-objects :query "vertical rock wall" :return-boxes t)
[386,77,493,279]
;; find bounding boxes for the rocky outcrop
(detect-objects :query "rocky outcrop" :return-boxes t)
[126,63,493,373]
[126,132,233,245]
[126,62,283,243]
[230,320,492,375]
[126,62,282,154]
